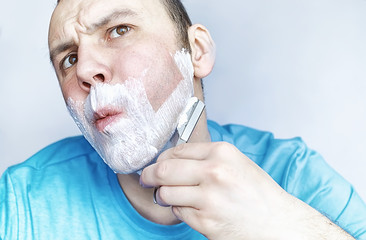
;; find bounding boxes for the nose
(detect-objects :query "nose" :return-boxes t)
[76,44,112,92]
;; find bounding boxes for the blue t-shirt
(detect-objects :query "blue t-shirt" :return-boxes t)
[1,120,366,239]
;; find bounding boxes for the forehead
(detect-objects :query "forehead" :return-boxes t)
[48,0,170,49]
[53,0,166,21]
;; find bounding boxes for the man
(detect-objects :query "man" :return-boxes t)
[1,0,365,239]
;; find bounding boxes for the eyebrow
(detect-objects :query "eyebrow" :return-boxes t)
[49,9,138,63]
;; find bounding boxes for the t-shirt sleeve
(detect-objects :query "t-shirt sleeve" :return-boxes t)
[0,170,18,239]
[285,146,366,239]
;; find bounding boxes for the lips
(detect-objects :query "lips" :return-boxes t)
[93,108,124,132]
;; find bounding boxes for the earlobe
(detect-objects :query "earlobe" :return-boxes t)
[188,24,216,79]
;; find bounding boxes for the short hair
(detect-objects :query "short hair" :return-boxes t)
[160,0,192,51]
[56,0,193,51]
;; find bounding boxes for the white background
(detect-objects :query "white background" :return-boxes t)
[1,0,365,201]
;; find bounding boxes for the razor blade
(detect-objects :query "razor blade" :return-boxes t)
[176,97,205,145]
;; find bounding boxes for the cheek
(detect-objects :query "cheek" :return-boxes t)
[60,77,86,103]
[112,45,183,112]
[143,56,182,111]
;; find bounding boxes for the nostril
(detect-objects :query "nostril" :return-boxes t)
[82,82,91,89]
[94,74,105,82]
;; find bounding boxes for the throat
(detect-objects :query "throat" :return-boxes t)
[117,173,181,225]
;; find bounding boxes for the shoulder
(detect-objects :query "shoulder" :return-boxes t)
[208,120,307,178]
[208,120,345,197]
[208,120,345,187]
[6,135,99,175]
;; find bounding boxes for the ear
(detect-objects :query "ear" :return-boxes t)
[188,24,216,79]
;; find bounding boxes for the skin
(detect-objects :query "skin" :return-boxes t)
[49,0,355,239]
[50,0,187,111]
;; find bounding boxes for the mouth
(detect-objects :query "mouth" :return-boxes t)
[93,108,124,132]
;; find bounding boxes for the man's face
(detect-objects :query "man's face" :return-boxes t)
[48,0,195,173]
[49,0,183,110]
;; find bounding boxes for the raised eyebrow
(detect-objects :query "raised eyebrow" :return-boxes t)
[49,9,138,63]
[88,9,138,33]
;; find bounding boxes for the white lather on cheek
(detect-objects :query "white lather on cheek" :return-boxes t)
[67,76,161,173]
[66,49,195,174]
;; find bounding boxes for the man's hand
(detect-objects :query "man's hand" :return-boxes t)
[140,142,353,239]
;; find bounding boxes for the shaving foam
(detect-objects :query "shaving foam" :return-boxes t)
[67,49,194,174]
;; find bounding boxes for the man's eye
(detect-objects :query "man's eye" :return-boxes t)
[109,25,131,39]
[62,54,78,70]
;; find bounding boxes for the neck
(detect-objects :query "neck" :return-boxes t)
[117,173,181,225]
[117,112,210,225]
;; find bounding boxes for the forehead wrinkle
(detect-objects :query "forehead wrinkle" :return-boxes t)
[49,8,138,63]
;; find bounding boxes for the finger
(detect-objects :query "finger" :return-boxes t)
[140,159,204,187]
[156,185,203,208]
[158,142,214,162]
[171,206,203,232]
